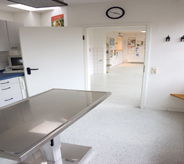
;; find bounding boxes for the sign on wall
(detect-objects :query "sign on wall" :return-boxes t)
[51,14,64,27]
[127,37,136,54]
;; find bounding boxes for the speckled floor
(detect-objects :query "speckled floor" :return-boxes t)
[1,64,184,164]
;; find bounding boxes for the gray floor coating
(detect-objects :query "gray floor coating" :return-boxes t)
[1,63,184,164]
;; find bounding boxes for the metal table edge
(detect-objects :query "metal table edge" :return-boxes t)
[0,89,111,162]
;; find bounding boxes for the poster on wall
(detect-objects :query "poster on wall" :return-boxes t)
[110,50,113,58]
[114,50,116,56]
[127,37,136,54]
[110,38,115,46]
[127,37,136,49]
[137,41,144,47]
[51,14,64,27]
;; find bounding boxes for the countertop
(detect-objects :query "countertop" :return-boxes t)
[0,70,24,80]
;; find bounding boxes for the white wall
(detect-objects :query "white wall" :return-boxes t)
[13,12,41,26]
[67,1,184,110]
[0,10,13,21]
[87,28,106,74]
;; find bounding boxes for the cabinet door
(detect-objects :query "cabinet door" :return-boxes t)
[7,21,23,50]
[0,20,9,51]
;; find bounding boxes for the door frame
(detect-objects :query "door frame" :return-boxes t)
[83,22,151,109]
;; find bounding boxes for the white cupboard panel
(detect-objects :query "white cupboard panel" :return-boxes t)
[0,83,21,98]
[0,93,22,107]
[0,77,19,87]
[0,20,9,51]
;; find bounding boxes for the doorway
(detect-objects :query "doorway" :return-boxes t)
[85,25,149,108]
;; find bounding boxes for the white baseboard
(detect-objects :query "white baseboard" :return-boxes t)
[143,106,167,111]
[128,60,144,63]
[168,108,184,112]
[143,106,184,112]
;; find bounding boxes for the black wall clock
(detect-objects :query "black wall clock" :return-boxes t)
[106,7,125,19]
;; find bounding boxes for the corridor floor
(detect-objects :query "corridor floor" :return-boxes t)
[90,63,144,107]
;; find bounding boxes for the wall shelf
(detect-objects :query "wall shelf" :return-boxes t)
[170,94,184,100]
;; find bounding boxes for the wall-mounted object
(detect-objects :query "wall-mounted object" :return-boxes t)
[106,7,125,19]
[110,38,115,46]
[117,33,123,38]
[166,35,170,42]
[7,0,68,8]
[51,14,64,27]
[181,35,184,42]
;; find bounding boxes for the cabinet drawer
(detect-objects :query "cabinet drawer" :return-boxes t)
[0,83,21,98]
[0,77,19,87]
[0,93,22,108]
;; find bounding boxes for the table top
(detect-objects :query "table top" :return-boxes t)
[0,89,111,162]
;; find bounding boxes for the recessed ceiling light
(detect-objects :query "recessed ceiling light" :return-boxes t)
[8,4,57,11]
[7,0,68,8]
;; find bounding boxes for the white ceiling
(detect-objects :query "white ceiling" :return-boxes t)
[0,0,177,13]
[0,0,119,12]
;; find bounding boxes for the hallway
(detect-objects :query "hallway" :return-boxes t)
[91,63,144,107]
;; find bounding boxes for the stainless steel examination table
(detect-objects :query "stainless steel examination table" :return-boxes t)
[0,89,111,164]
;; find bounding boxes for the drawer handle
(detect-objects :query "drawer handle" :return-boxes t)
[2,87,11,90]
[0,82,9,85]
[11,47,18,50]
[5,98,13,102]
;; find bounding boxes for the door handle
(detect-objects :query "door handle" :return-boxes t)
[27,67,39,75]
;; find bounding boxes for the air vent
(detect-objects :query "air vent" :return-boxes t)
[7,0,68,8]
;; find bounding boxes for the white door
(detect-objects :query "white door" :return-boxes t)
[19,27,84,97]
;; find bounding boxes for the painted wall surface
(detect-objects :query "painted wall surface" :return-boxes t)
[41,7,67,26]
[13,12,41,26]
[87,28,106,74]
[67,1,184,109]
[0,10,13,21]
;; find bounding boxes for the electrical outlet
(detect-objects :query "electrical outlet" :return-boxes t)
[151,67,158,74]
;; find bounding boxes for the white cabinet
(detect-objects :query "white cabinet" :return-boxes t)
[0,76,27,108]
[0,20,9,51]
[0,20,23,51]
[6,21,23,50]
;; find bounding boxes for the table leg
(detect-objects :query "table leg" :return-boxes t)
[42,135,63,164]
[42,135,92,164]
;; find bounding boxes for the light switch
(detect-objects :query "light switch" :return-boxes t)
[151,67,158,74]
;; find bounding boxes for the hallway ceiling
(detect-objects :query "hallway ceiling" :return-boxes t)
[0,0,179,13]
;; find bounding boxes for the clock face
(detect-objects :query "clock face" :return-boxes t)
[106,7,125,19]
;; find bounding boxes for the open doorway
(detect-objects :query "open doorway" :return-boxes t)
[86,26,147,108]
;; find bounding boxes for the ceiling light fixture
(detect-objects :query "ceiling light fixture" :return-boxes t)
[118,32,123,38]
[8,4,57,11]
[141,31,146,33]
[7,0,68,8]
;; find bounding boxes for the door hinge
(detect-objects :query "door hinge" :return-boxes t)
[83,35,85,40]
